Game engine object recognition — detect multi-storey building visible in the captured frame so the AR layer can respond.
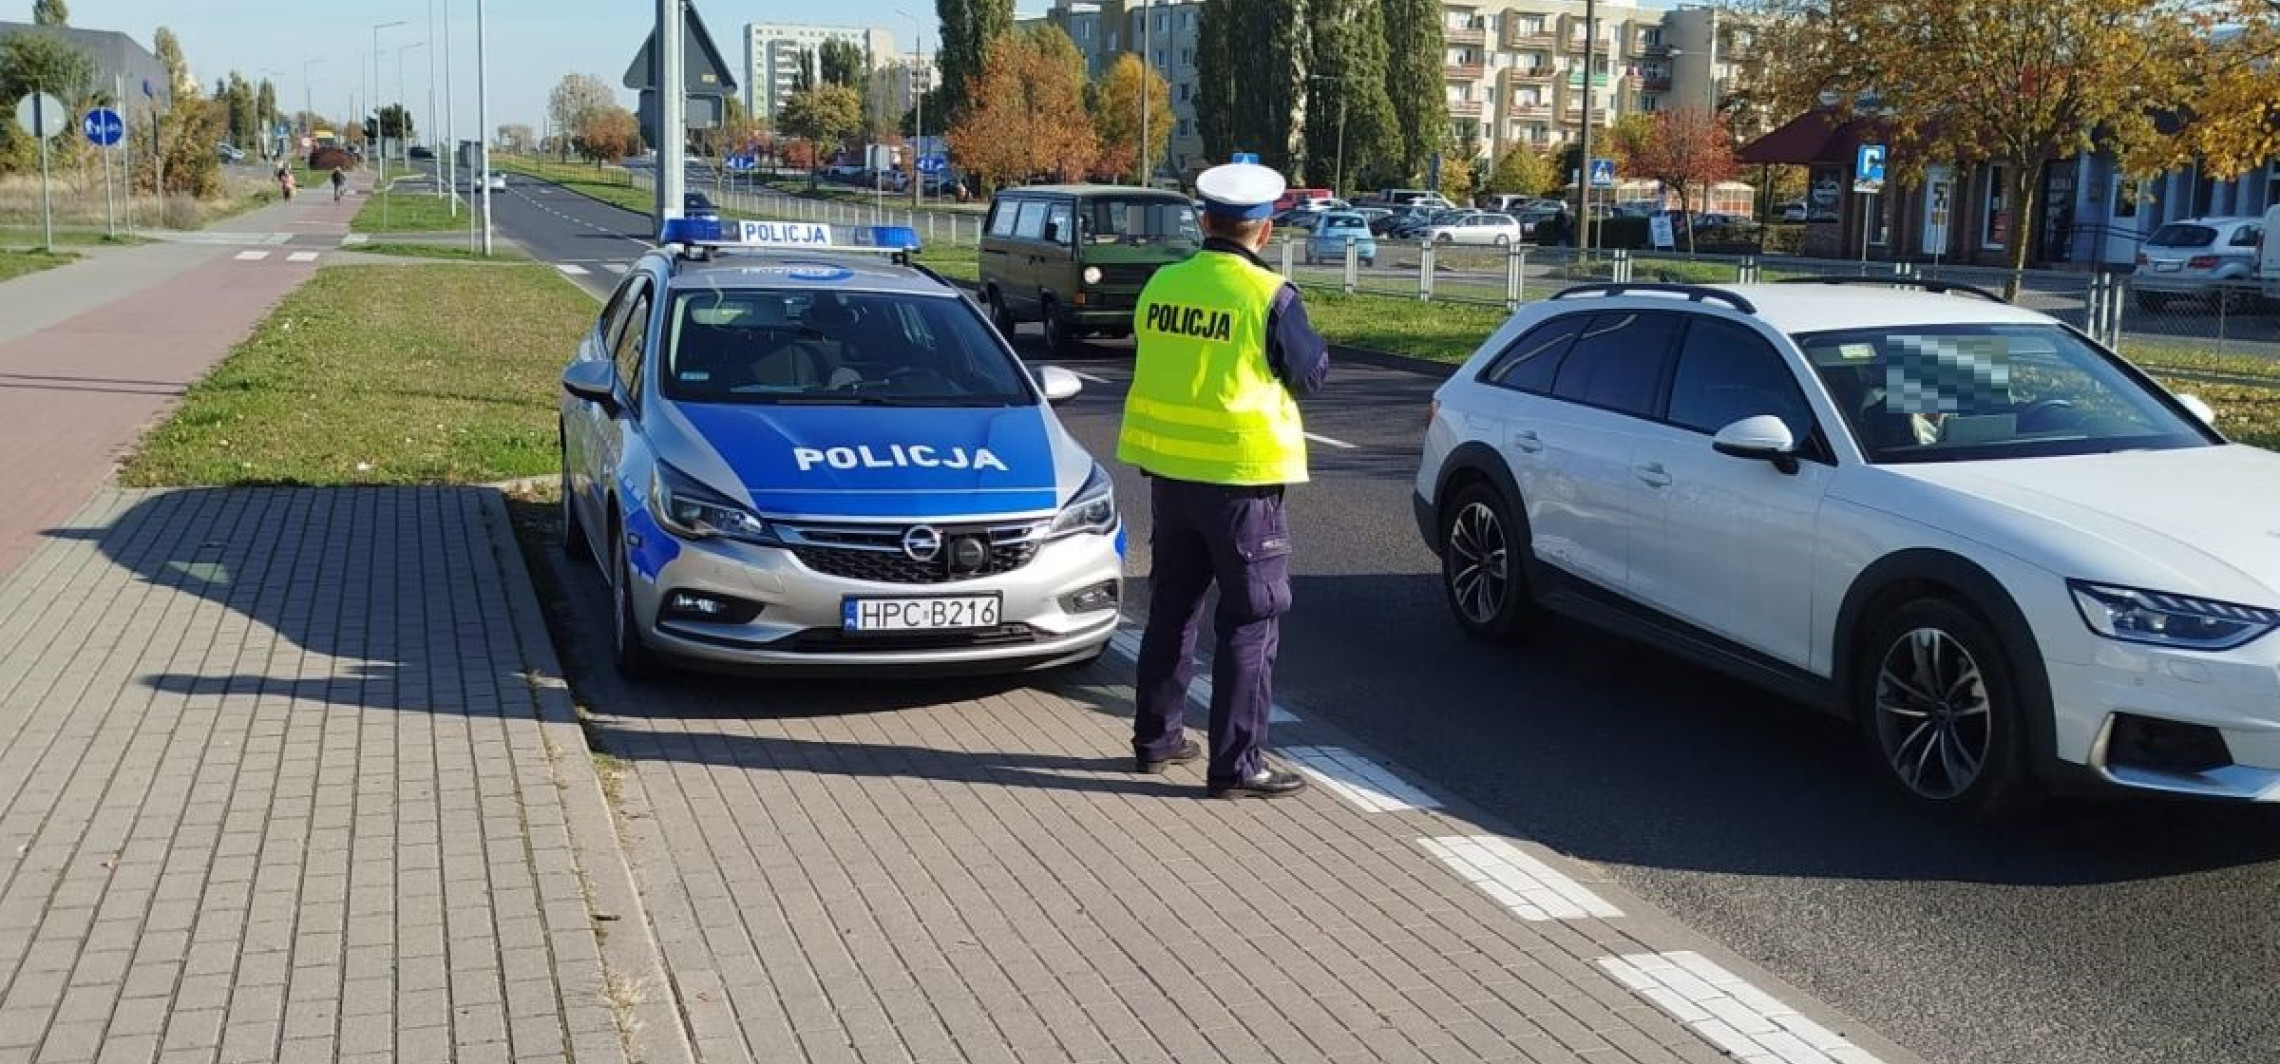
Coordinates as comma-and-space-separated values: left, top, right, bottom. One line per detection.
745, 23, 895, 121
868, 55, 937, 131
1028, 0, 1207, 181
1440, 0, 1677, 162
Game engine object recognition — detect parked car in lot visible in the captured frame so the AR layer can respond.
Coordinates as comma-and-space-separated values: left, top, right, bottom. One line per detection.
977, 184, 1203, 354
558, 219, 1122, 677
1305, 212, 1377, 266
1423, 211, 1526, 246
2130, 215, 2263, 310
1415, 278, 2276, 820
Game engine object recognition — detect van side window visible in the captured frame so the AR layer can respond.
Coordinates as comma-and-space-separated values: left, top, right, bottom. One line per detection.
988, 200, 1022, 237
1045, 201, 1074, 245
1013, 200, 1049, 240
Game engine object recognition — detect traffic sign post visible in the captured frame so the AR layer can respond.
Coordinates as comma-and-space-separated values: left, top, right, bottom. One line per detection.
1855, 143, 1886, 266
14, 92, 65, 252
84, 107, 125, 237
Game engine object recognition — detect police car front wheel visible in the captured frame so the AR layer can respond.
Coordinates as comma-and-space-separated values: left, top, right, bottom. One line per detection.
611, 515, 667, 680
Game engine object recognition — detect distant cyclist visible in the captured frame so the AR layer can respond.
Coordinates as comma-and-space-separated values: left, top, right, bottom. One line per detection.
330, 168, 346, 203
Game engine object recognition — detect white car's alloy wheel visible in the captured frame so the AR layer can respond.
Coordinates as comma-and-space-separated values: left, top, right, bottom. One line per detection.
1872, 626, 1994, 801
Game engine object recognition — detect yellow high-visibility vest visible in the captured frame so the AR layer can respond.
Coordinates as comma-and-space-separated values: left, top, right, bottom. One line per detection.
1116, 251, 1308, 486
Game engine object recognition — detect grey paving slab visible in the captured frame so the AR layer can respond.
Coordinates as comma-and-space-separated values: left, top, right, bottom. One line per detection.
0, 487, 665, 1064
524, 531, 1921, 1064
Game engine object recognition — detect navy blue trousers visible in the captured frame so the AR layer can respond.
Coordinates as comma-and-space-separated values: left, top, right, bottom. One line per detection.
1132, 477, 1294, 784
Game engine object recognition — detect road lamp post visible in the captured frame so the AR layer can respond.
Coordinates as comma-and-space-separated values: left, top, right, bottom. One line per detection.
1309, 74, 1349, 196
476, 0, 492, 255
371, 19, 407, 183
301, 58, 324, 139
428, 0, 443, 199
1138, 0, 1154, 185
397, 42, 425, 175
894, 8, 923, 209
1576, 0, 1597, 255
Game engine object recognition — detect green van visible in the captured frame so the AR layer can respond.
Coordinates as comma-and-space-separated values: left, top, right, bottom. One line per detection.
977, 184, 1203, 353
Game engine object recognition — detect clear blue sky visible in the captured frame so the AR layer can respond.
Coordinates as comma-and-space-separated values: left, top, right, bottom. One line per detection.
56, 1, 1048, 136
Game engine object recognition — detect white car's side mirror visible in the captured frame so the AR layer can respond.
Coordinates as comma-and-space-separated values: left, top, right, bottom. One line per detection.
1712, 415, 1801, 473
1037, 365, 1084, 403
2177, 394, 2218, 427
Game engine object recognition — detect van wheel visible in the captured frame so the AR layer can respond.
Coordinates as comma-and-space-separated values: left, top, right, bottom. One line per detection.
988, 288, 1019, 334
1044, 300, 1077, 355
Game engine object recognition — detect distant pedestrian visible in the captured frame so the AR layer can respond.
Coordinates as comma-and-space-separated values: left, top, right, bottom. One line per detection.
276, 164, 295, 201
1119, 160, 1328, 799
330, 168, 347, 203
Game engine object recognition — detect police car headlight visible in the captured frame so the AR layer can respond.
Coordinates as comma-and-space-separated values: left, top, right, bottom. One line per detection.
651, 463, 780, 545
1082, 266, 1103, 285
1050, 465, 1118, 538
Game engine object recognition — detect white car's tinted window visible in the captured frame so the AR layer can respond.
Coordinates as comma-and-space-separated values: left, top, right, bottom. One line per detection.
1481, 315, 1586, 394
1550, 312, 1685, 418
2146, 223, 2217, 248
1796, 324, 2213, 463
660, 289, 1031, 407
1666, 319, 1815, 442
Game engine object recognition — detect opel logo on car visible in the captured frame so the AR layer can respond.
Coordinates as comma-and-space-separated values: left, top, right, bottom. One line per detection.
902, 525, 943, 561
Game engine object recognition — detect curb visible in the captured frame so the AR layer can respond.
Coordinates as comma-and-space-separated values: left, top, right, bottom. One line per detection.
478, 488, 697, 1064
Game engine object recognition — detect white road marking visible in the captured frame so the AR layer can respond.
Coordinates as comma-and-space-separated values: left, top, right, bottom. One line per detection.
1106, 625, 1299, 723
1069, 369, 1114, 384
1280, 746, 1441, 813
339, 234, 369, 246
556, 264, 590, 276
1420, 835, 1622, 920
1600, 952, 1887, 1064
603, 263, 630, 274
232, 250, 269, 261
286, 251, 319, 263
1305, 432, 1358, 450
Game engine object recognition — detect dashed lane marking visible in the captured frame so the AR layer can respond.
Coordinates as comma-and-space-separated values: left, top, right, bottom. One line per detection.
556, 264, 590, 276
1305, 432, 1359, 450
603, 263, 630, 274
1600, 952, 1888, 1064
340, 234, 370, 246
232, 250, 269, 261
286, 251, 319, 263
1280, 746, 1442, 813
1419, 835, 1622, 920
1106, 625, 1300, 723
1069, 370, 1114, 384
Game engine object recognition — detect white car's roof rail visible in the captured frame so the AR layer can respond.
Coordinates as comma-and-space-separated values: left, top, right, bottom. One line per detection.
1550, 282, 1758, 315
1776, 276, 2008, 304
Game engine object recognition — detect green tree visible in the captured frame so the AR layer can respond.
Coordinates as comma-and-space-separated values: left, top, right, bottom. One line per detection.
1195, 0, 1235, 160
900, 85, 947, 137
1214, 0, 1304, 174
0, 29, 96, 174
224, 72, 255, 147
779, 82, 865, 189
1485, 147, 1558, 196
1382, 0, 1449, 182
818, 39, 865, 88
1091, 53, 1171, 182
1302, 0, 1400, 191
935, 0, 1015, 123
153, 26, 189, 97
31, 0, 66, 25
255, 78, 277, 148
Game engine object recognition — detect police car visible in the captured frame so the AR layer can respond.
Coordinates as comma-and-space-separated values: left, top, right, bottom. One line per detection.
557, 219, 1124, 676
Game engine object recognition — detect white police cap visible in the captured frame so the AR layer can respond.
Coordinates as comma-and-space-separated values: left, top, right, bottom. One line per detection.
1195, 162, 1286, 220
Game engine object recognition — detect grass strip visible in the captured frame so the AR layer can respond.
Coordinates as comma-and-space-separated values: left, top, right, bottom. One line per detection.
121, 262, 593, 486
353, 240, 527, 261
351, 183, 469, 233
0, 248, 76, 282
0, 227, 144, 247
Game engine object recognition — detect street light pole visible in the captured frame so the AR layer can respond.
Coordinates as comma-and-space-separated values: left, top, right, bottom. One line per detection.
429, 0, 442, 199
371, 19, 407, 184
895, 8, 923, 209
301, 58, 324, 138
1576, 0, 1596, 255
1139, 0, 1152, 185
397, 42, 425, 176
477, 0, 493, 254
444, 0, 457, 217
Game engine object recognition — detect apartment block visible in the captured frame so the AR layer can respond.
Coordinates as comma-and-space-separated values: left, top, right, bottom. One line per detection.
746, 22, 896, 121
1443, 0, 1685, 162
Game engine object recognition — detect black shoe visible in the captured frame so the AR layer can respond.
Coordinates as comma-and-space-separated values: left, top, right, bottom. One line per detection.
1135, 739, 1202, 774
1206, 768, 1308, 799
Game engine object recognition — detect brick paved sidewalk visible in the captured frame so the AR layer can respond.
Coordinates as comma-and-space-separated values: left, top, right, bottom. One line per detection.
0, 487, 684, 1064
526, 544, 1926, 1064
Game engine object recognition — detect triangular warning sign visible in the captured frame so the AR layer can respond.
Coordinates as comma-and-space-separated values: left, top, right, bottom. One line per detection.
624, 3, 739, 94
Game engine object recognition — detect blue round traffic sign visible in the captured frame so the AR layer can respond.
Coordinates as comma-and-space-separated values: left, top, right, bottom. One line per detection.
82, 107, 124, 147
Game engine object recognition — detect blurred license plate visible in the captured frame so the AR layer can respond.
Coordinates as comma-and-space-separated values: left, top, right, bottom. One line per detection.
843, 595, 1001, 632
2152, 261, 2182, 272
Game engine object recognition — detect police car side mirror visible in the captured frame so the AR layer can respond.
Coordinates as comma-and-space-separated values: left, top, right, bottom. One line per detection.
561, 360, 621, 413
1036, 365, 1083, 403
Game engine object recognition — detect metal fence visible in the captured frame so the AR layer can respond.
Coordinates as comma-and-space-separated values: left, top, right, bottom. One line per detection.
636, 170, 2280, 366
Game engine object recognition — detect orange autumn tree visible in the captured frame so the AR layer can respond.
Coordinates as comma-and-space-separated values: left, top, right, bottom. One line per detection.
1628, 107, 1739, 252
949, 25, 1097, 190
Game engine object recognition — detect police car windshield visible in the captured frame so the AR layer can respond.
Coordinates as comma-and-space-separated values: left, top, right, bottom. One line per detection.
1079, 198, 1201, 245
661, 287, 1033, 406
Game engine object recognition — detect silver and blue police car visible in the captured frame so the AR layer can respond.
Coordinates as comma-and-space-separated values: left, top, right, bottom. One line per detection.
557, 219, 1124, 676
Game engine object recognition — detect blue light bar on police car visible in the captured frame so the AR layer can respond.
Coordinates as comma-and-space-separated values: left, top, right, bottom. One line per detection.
657, 218, 922, 254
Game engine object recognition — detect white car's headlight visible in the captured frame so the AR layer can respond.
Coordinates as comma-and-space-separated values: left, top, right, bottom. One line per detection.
2068, 581, 2280, 652
1050, 465, 1117, 538
651, 463, 780, 545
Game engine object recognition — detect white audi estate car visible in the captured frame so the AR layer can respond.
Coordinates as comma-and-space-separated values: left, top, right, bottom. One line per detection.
1413, 279, 2280, 819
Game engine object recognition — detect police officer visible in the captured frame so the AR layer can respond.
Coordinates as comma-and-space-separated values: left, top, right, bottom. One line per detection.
1119, 161, 1329, 799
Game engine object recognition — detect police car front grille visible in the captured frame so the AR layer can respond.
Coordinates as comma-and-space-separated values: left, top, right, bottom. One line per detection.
776, 623, 1045, 653
781, 521, 1048, 585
